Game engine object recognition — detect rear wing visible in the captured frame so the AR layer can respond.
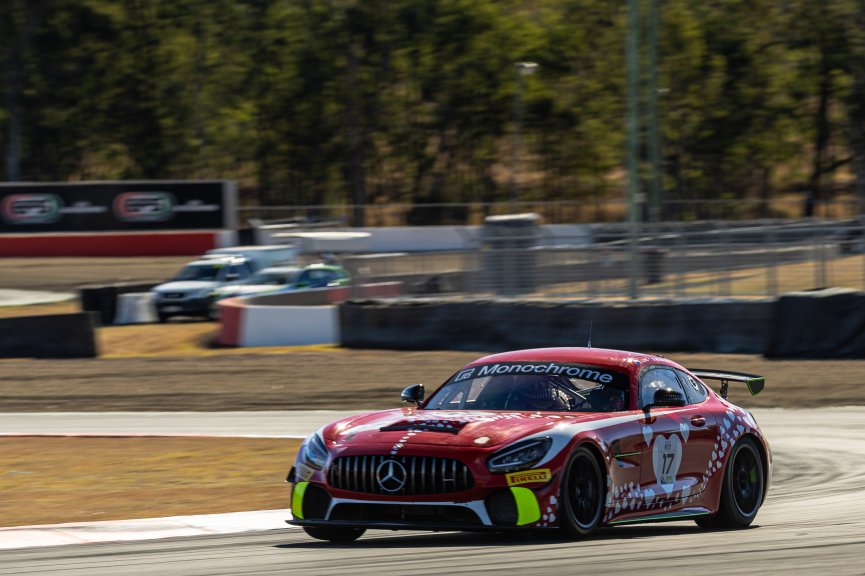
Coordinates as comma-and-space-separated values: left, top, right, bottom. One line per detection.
688, 369, 765, 399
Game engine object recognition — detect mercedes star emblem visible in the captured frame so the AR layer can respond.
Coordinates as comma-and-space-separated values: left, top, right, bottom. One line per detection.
376, 459, 407, 493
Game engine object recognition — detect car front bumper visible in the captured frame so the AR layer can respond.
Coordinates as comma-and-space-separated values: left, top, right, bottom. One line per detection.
154, 297, 211, 317
288, 479, 560, 532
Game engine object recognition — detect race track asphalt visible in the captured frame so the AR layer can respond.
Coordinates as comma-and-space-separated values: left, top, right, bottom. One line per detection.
1, 407, 863, 576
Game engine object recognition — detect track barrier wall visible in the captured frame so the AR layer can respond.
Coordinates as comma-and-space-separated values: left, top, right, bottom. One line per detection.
338, 290, 865, 357
0, 230, 235, 257
339, 299, 775, 353
766, 288, 865, 358
0, 313, 98, 358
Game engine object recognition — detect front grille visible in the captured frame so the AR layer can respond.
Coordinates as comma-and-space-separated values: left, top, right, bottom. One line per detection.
329, 503, 481, 526
327, 455, 473, 495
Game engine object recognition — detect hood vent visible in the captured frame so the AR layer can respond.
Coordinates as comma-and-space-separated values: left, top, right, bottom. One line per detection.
379, 420, 469, 434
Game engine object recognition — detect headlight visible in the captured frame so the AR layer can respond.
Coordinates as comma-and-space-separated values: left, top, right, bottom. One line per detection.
487, 437, 552, 473
303, 432, 329, 469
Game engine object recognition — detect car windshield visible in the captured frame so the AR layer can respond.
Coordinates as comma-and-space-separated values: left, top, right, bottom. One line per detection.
173, 263, 223, 281
244, 270, 299, 285
425, 361, 630, 413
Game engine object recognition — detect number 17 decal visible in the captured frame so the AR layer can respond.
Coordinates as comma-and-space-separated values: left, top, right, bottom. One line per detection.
652, 434, 683, 495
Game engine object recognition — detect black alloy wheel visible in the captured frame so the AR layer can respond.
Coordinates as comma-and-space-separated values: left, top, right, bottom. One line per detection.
696, 436, 764, 529
560, 446, 604, 537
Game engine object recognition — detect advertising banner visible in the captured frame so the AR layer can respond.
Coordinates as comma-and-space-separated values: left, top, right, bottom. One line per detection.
0, 181, 236, 232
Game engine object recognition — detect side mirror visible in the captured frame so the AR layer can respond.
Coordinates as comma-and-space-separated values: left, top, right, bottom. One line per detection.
401, 383, 425, 406
648, 388, 687, 408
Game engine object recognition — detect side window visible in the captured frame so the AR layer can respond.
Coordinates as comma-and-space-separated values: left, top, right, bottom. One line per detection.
236, 263, 252, 279
322, 270, 339, 284
308, 270, 330, 287
640, 367, 688, 408
676, 370, 708, 404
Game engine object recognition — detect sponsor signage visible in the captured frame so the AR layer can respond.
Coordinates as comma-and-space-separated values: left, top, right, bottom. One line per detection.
506, 468, 552, 486
0, 181, 235, 232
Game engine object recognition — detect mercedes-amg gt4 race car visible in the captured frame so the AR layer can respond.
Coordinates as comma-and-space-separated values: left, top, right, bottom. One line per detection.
287, 347, 770, 542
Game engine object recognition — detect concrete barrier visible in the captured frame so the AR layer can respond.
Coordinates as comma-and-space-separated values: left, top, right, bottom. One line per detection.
216, 297, 337, 347
244, 305, 338, 347
113, 293, 157, 324
80, 282, 161, 325
339, 299, 776, 354
215, 282, 403, 347
0, 313, 98, 358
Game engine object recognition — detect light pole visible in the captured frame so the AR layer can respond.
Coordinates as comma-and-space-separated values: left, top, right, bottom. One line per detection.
626, 0, 641, 299
510, 61, 538, 209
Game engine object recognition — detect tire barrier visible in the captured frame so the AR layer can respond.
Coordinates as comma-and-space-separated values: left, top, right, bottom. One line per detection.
339, 298, 776, 354
0, 313, 97, 358
80, 282, 161, 326
766, 288, 865, 358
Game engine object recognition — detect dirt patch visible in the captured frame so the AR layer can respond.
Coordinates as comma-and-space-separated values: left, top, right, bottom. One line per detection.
0, 257, 189, 293
0, 301, 77, 318
1, 349, 863, 412
0, 437, 299, 527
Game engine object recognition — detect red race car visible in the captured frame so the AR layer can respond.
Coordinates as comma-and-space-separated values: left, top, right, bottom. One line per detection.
287, 347, 770, 542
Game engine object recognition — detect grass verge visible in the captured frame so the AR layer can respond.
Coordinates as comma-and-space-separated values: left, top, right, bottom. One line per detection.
0, 437, 300, 527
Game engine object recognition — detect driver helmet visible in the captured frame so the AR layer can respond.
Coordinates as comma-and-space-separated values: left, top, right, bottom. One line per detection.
516, 378, 570, 411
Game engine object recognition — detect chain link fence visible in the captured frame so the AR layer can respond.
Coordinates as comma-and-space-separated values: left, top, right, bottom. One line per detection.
239, 197, 865, 227
341, 217, 865, 300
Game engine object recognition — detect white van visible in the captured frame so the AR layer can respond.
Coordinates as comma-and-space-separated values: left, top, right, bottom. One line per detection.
205, 244, 299, 270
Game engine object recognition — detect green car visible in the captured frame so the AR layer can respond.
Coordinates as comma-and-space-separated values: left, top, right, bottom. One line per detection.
210, 263, 351, 306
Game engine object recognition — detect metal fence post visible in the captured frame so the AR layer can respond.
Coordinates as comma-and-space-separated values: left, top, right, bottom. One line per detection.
766, 222, 778, 297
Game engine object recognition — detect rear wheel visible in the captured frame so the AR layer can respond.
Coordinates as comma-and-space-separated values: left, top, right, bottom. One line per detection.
560, 446, 604, 538
302, 526, 365, 543
697, 436, 764, 529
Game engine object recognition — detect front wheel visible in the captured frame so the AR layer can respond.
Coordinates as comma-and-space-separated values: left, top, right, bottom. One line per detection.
207, 300, 220, 321
559, 446, 604, 538
302, 526, 365, 543
697, 436, 765, 529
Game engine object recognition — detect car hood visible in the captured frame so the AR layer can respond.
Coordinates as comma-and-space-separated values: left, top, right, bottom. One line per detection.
215, 285, 276, 297
153, 280, 218, 293
323, 408, 614, 449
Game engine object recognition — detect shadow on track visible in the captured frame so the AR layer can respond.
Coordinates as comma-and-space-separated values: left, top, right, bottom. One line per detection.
273, 522, 754, 550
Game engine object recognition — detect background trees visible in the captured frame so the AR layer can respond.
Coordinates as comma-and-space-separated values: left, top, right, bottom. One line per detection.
1, 0, 864, 221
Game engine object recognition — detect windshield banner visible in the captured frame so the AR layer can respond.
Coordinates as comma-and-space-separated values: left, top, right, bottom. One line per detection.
453, 362, 628, 387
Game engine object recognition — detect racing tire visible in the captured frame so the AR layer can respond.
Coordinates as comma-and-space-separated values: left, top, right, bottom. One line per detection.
696, 436, 764, 529
559, 446, 604, 538
302, 526, 365, 543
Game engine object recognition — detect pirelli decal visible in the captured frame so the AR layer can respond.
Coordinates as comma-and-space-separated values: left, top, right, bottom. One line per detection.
506, 468, 552, 486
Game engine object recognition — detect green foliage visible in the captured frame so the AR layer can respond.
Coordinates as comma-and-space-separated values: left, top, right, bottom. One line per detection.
1, 0, 864, 217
